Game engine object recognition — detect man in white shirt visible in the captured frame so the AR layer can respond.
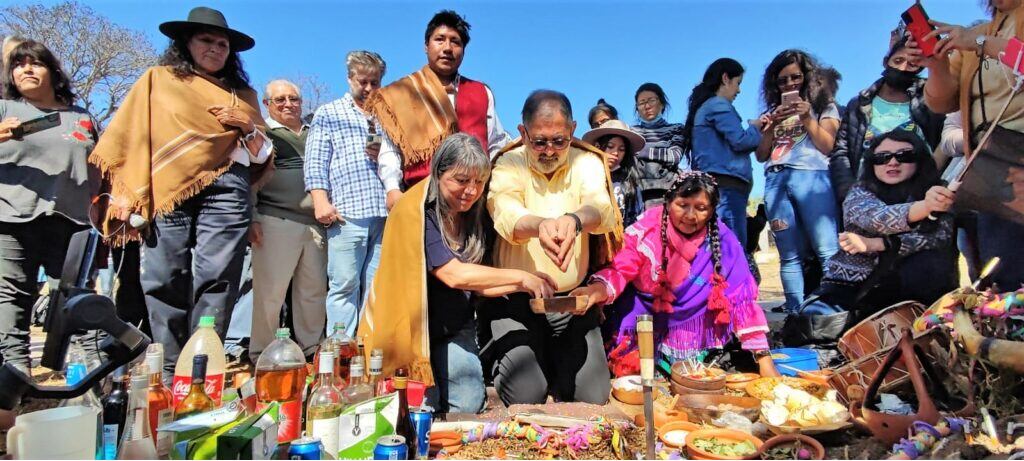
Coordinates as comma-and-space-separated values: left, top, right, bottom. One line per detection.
370, 10, 511, 209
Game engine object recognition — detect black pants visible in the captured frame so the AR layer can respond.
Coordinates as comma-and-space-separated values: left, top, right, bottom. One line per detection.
478, 293, 610, 406
0, 215, 85, 368
143, 164, 251, 374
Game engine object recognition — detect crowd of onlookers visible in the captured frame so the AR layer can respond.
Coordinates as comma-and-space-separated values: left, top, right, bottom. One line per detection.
1, 1, 1022, 412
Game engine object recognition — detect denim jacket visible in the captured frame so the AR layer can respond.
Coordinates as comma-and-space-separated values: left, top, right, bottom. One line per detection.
690, 96, 761, 184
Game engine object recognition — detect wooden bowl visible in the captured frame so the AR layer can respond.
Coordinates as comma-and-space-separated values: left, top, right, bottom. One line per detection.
671, 363, 727, 390
685, 428, 763, 460
658, 421, 702, 448
611, 375, 644, 405
674, 394, 762, 423
726, 373, 760, 391
757, 433, 825, 460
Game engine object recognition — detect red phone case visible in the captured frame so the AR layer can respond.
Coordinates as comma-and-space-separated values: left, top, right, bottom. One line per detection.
1002, 37, 1024, 75
902, 3, 938, 58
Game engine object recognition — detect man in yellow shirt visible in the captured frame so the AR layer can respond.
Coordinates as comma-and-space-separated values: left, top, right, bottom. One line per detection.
481, 90, 622, 405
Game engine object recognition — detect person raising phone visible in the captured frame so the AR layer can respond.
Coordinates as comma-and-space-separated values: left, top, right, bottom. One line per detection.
755, 49, 842, 313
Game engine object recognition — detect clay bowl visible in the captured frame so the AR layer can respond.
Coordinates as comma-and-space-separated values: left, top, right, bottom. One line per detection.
674, 394, 762, 423
685, 428, 763, 460
726, 373, 760, 391
671, 363, 727, 391
634, 406, 690, 430
611, 375, 644, 405
671, 380, 726, 397
658, 421, 702, 449
757, 434, 825, 460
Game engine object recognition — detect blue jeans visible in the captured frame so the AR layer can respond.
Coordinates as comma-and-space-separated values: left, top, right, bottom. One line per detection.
977, 212, 1024, 290
765, 168, 840, 311
424, 322, 486, 413
326, 216, 385, 338
718, 185, 750, 250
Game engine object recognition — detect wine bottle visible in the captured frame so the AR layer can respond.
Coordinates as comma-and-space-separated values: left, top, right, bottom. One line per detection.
393, 368, 416, 457
173, 354, 215, 420
306, 351, 342, 457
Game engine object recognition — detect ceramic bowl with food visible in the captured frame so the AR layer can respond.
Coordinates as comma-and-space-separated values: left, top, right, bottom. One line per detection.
675, 394, 762, 423
658, 421, 702, 449
611, 375, 644, 405
671, 364, 727, 391
725, 373, 760, 391
685, 428, 763, 460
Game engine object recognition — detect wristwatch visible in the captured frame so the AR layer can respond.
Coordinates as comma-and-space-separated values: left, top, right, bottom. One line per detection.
242, 125, 259, 142
976, 34, 988, 58
752, 349, 773, 361
564, 212, 583, 235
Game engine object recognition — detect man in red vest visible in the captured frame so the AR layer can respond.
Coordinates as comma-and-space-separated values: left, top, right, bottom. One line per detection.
370, 10, 512, 210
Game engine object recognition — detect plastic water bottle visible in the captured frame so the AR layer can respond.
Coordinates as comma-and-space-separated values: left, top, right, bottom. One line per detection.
60, 348, 103, 459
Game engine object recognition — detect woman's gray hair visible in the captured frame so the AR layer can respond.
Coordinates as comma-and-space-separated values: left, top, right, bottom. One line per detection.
346, 50, 386, 78
426, 133, 491, 264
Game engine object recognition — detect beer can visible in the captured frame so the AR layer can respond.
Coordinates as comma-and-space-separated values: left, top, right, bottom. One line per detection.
373, 435, 408, 460
288, 433, 323, 460
409, 407, 432, 459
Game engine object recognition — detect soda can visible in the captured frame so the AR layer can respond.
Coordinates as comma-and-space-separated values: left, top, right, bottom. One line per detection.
288, 433, 323, 460
374, 435, 408, 460
409, 407, 432, 459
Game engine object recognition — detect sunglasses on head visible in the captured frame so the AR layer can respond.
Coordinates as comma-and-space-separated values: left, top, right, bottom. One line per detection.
868, 148, 916, 165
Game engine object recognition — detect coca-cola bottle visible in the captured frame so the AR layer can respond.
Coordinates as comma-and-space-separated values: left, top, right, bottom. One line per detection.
171, 316, 226, 406
256, 328, 306, 443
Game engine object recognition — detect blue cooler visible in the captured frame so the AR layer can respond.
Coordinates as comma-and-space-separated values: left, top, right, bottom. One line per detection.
771, 348, 819, 376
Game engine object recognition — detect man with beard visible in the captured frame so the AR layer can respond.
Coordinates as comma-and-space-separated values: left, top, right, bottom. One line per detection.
371, 10, 512, 210
480, 90, 622, 405
305, 51, 389, 338
829, 36, 946, 205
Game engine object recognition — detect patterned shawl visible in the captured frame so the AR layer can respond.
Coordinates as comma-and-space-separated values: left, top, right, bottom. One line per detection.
367, 65, 456, 167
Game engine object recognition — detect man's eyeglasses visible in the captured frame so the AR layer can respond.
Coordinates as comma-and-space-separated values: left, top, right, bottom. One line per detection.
777, 73, 804, 84
524, 129, 570, 151
868, 148, 916, 165
269, 96, 302, 106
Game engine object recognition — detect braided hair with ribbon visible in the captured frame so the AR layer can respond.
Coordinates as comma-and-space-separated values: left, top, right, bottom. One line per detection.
656, 171, 732, 325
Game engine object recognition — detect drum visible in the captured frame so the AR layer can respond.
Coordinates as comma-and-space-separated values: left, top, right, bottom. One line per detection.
838, 301, 926, 360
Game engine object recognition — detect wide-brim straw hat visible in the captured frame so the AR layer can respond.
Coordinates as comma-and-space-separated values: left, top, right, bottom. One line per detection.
159, 6, 255, 52
582, 119, 646, 153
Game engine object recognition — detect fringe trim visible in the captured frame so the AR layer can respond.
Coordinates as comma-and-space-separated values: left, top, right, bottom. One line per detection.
411, 358, 435, 388
368, 91, 452, 166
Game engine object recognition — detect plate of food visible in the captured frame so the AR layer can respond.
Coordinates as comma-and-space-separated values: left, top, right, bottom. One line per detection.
671, 364, 727, 390
759, 383, 851, 435
745, 377, 829, 401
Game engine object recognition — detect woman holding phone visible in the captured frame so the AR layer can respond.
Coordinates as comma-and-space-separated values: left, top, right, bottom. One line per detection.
0, 40, 98, 370
756, 50, 842, 313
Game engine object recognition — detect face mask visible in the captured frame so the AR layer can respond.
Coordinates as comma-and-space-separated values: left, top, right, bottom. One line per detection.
881, 66, 919, 92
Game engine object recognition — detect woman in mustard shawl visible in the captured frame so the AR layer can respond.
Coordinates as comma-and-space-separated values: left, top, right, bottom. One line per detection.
359, 133, 555, 413
90, 7, 271, 375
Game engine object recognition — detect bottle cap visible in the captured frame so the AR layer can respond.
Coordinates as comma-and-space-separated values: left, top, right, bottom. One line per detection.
370, 348, 383, 358
275, 328, 290, 338
145, 350, 163, 376
319, 352, 335, 374
198, 316, 215, 328
350, 363, 364, 377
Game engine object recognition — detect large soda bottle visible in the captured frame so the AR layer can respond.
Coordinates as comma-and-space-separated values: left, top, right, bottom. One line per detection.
171, 316, 227, 406
256, 328, 306, 443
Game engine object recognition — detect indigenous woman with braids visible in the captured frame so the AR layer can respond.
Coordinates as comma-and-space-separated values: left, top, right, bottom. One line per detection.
571, 172, 779, 377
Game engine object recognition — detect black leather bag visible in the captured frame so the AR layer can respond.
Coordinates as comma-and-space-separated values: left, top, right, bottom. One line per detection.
780, 295, 852, 347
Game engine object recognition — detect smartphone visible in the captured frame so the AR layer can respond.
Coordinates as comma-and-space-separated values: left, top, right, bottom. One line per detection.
781, 91, 801, 107
902, 2, 938, 58
11, 112, 60, 138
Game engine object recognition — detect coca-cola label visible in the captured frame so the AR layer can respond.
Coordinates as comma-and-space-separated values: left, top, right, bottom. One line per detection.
258, 399, 301, 443
171, 373, 224, 407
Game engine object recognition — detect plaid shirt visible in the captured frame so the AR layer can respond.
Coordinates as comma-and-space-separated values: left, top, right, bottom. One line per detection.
304, 93, 388, 219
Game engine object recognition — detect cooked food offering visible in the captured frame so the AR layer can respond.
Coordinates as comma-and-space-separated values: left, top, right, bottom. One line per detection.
705, 403, 747, 413
685, 367, 726, 381
726, 373, 759, 383
662, 429, 690, 447
759, 383, 849, 428
745, 377, 829, 401
692, 437, 758, 458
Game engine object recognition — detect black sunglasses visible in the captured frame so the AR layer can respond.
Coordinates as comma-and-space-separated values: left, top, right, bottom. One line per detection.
868, 149, 916, 165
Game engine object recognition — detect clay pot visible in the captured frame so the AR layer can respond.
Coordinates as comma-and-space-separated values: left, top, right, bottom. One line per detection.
633, 406, 690, 429
671, 380, 726, 396
685, 428, 763, 460
757, 434, 825, 460
658, 421, 702, 448
849, 328, 975, 445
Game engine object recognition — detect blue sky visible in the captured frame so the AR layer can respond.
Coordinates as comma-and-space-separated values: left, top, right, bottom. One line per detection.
45, 0, 986, 197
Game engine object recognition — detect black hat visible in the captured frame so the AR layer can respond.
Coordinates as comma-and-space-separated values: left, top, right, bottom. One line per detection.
159, 6, 255, 52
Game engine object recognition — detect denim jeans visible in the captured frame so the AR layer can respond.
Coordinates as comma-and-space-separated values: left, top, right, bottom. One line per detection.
718, 185, 750, 250
424, 321, 485, 413
325, 216, 385, 338
976, 212, 1024, 290
765, 168, 840, 311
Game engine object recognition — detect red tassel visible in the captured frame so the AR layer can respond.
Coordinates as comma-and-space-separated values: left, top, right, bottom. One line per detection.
651, 283, 676, 314
611, 350, 640, 377
708, 273, 732, 325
